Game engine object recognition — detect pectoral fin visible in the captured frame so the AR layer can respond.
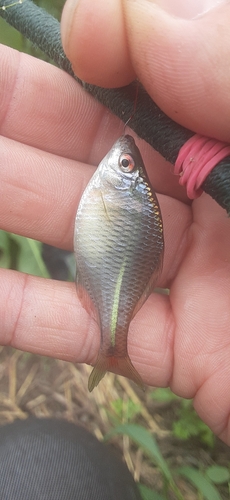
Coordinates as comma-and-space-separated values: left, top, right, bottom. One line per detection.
88, 352, 144, 392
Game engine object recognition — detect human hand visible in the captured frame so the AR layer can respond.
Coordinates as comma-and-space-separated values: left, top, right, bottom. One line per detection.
0, 0, 229, 444
0, 41, 184, 387
60, 0, 230, 443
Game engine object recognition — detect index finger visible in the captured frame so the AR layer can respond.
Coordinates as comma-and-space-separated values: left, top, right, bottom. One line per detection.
0, 43, 186, 200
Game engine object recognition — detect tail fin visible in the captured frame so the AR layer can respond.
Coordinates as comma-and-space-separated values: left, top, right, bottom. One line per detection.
88, 353, 144, 392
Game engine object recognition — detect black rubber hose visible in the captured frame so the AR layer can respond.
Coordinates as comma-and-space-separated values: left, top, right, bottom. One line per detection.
1, 0, 230, 213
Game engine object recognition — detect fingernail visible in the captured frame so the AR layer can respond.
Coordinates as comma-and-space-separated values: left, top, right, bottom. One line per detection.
61, 0, 80, 47
152, 0, 226, 19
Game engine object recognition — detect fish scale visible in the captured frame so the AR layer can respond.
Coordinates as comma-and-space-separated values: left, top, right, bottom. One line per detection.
74, 135, 164, 391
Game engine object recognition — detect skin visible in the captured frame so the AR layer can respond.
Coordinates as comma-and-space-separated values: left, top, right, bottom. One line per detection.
0, 0, 230, 443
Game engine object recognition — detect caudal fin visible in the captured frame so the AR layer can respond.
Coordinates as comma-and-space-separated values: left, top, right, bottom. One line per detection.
88, 353, 144, 392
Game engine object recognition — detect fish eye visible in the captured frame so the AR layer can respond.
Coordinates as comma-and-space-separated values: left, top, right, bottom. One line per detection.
119, 153, 135, 173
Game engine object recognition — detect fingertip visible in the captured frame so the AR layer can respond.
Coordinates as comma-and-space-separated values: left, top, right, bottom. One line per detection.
61, 0, 136, 87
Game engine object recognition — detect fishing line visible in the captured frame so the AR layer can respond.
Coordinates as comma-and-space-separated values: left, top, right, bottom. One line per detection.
123, 81, 139, 135
0, 0, 23, 10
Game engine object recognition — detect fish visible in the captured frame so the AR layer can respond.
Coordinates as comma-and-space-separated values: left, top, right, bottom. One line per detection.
74, 135, 164, 391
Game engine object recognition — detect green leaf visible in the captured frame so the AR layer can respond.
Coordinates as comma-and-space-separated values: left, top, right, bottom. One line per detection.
206, 465, 230, 484
105, 424, 172, 482
180, 398, 193, 409
0, 230, 11, 268
172, 404, 215, 447
139, 484, 166, 500
65, 252, 76, 281
173, 420, 197, 440
111, 398, 141, 422
177, 466, 222, 500
111, 399, 123, 419
150, 388, 179, 403
10, 234, 49, 278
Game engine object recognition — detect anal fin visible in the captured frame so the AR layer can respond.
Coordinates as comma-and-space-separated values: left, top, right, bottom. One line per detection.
88, 352, 144, 392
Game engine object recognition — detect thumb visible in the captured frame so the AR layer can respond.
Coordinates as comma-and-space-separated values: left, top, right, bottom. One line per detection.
123, 0, 230, 141
61, 0, 135, 87
61, 0, 230, 141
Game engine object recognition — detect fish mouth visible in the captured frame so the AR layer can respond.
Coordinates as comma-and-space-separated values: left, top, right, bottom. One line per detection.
118, 134, 135, 144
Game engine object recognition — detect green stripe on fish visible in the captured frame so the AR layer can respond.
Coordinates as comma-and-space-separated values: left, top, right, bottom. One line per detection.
110, 257, 127, 346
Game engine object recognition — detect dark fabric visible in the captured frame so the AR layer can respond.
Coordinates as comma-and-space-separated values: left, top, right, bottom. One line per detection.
0, 417, 141, 500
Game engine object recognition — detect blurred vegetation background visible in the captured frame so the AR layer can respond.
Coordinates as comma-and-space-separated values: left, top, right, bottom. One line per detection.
0, 2, 230, 499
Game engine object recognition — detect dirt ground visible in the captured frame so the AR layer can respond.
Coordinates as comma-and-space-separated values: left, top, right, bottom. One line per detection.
0, 346, 229, 499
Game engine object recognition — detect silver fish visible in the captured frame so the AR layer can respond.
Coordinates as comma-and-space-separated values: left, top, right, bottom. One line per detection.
74, 135, 164, 391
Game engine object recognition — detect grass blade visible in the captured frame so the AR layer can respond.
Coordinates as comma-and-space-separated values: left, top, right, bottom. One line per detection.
10, 234, 49, 277
177, 466, 222, 500
105, 423, 172, 481
139, 484, 167, 500
205, 465, 230, 484
0, 230, 11, 268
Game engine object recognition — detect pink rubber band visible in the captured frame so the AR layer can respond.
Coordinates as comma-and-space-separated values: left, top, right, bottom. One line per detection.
174, 134, 230, 199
